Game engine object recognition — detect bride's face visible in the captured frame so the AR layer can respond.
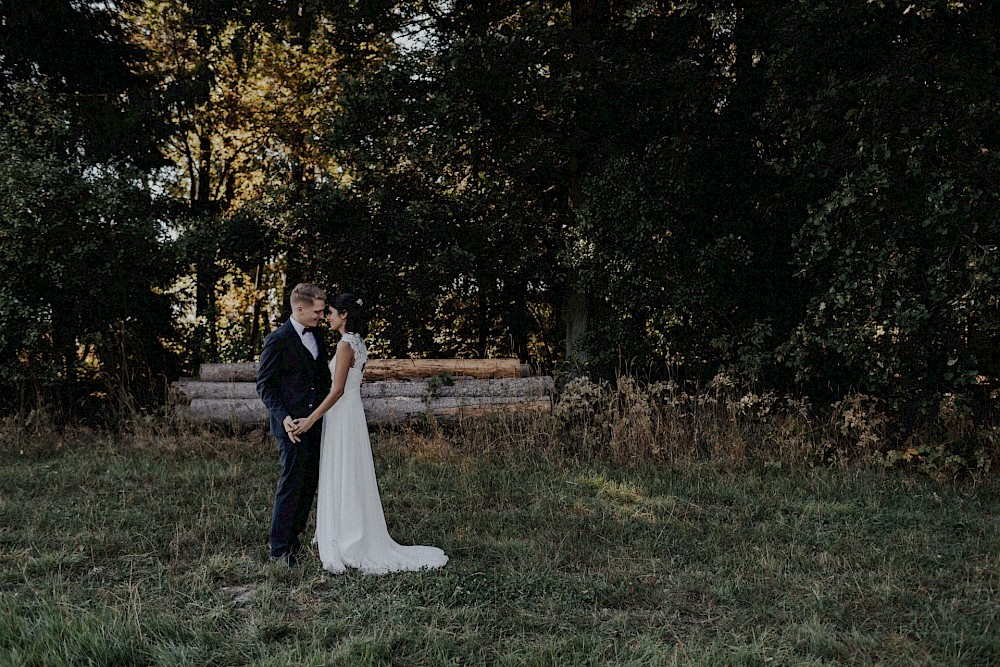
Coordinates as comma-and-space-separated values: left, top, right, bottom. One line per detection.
326, 307, 347, 329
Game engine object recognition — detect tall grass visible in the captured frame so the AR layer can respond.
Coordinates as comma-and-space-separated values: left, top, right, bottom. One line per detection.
4, 367, 996, 476
539, 374, 999, 476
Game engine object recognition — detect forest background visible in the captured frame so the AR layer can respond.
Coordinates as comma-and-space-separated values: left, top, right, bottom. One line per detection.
0, 0, 997, 467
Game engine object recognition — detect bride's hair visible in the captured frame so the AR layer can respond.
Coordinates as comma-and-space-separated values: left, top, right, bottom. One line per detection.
328, 293, 368, 338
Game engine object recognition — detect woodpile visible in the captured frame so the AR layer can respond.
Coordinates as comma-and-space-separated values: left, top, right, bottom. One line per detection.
171, 359, 552, 425
197, 358, 531, 382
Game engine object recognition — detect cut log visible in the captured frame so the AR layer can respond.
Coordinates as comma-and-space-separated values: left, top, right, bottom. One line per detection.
197, 358, 529, 382
364, 396, 551, 422
364, 358, 529, 380
363, 376, 553, 398
198, 363, 257, 382
178, 398, 266, 424
174, 395, 551, 425
172, 376, 554, 401
171, 380, 257, 400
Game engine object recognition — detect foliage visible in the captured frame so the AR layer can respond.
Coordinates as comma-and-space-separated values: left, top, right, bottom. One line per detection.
315, 10, 571, 362
126, 0, 405, 362
564, 1, 999, 432
773, 1, 1000, 424
549, 371, 999, 475
0, 0, 168, 168
2, 0, 998, 439
0, 84, 177, 413
423, 372, 455, 401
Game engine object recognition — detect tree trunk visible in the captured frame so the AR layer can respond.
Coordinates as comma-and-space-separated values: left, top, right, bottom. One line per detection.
477, 279, 489, 357
562, 0, 607, 374
279, 5, 317, 320
193, 131, 218, 364
249, 257, 265, 348
564, 271, 589, 372
281, 161, 308, 321
508, 279, 530, 362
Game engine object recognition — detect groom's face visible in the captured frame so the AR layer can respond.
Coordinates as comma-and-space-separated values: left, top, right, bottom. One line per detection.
297, 299, 326, 327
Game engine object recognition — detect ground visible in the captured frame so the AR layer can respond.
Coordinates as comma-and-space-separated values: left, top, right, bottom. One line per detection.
1, 429, 997, 666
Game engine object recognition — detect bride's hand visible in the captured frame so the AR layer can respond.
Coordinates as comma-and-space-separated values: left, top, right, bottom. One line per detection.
291, 417, 314, 436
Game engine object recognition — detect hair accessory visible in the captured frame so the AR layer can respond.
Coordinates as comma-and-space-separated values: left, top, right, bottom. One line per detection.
356, 298, 363, 306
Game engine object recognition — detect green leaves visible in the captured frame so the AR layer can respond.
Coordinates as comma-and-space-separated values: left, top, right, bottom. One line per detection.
4, 0, 997, 435
779, 1, 1000, 418
0, 83, 177, 411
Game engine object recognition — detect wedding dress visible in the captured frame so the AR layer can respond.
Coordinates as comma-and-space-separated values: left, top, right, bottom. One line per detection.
314, 332, 448, 575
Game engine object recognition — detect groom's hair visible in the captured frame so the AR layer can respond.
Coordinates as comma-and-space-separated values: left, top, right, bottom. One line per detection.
289, 283, 326, 307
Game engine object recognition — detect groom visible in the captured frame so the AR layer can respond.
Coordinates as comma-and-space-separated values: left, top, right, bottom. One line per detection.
256, 283, 332, 568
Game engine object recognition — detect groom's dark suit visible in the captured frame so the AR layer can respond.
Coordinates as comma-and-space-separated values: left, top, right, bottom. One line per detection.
257, 319, 332, 560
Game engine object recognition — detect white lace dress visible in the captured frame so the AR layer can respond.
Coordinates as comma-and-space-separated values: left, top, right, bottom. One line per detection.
314, 332, 448, 575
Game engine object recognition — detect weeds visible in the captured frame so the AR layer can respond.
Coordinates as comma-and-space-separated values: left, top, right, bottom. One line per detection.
548, 373, 999, 477
4, 369, 997, 484
4, 368, 996, 478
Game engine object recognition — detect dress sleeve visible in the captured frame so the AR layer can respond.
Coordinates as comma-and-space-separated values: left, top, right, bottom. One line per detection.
343, 333, 368, 368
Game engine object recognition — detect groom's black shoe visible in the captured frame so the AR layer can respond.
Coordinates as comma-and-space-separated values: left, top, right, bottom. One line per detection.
270, 552, 298, 569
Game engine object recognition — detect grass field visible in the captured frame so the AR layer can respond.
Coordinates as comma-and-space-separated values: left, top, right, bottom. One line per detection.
1, 424, 998, 666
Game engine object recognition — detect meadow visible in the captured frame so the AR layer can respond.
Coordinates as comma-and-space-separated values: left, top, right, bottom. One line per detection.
0, 417, 998, 666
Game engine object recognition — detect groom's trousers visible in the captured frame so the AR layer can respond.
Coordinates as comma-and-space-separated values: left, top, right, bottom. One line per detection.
270, 430, 322, 558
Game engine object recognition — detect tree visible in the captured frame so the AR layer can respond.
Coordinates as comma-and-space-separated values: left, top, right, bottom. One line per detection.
1, 0, 177, 413
572, 0, 999, 428
0, 0, 168, 168
317, 2, 586, 364
0, 84, 177, 412
129, 0, 402, 366
770, 1, 1000, 423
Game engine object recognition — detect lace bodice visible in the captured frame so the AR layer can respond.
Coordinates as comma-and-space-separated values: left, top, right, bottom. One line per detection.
340, 331, 368, 371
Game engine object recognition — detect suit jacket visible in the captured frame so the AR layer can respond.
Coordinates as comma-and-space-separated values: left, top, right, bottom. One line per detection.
256, 320, 333, 437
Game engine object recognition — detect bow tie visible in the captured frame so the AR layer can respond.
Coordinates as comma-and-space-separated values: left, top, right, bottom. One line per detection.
301, 327, 316, 334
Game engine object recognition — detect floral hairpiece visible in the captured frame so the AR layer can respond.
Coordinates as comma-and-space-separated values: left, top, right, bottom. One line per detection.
356, 298, 363, 306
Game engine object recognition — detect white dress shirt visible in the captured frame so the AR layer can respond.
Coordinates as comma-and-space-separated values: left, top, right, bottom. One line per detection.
290, 316, 319, 360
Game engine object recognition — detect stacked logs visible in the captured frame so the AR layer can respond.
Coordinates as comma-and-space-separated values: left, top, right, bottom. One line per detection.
171, 359, 553, 425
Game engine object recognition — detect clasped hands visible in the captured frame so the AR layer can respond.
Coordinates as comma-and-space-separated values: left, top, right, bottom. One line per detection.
282, 415, 317, 443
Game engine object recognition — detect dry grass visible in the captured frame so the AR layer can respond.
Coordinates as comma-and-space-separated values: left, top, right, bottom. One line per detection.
542, 374, 999, 477
1, 371, 996, 477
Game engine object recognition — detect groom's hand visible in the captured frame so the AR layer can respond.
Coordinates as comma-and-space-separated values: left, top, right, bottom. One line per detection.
283, 416, 301, 443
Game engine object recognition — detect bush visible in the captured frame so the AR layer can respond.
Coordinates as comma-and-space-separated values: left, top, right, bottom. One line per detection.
0, 83, 178, 417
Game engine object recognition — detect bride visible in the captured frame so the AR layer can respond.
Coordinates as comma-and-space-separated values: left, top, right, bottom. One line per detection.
291, 293, 448, 575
